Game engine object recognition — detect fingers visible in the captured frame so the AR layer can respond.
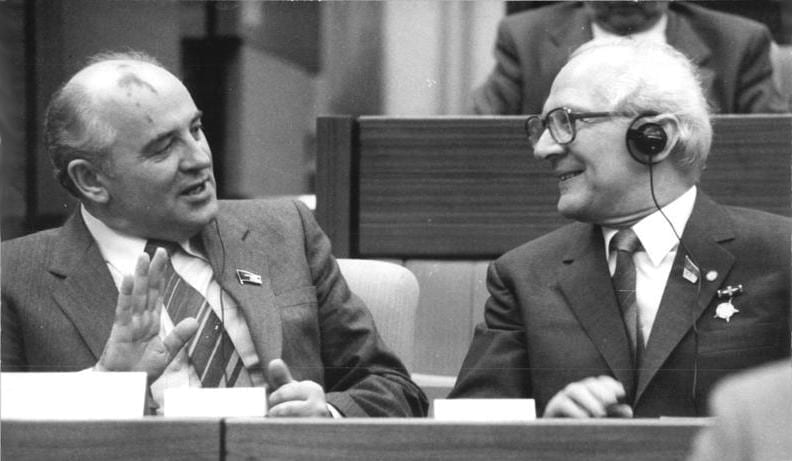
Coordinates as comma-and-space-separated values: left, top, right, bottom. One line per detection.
606, 403, 634, 418
162, 318, 199, 358
267, 358, 295, 390
115, 275, 135, 324
544, 376, 630, 418
131, 253, 151, 315
146, 248, 168, 314
268, 380, 329, 417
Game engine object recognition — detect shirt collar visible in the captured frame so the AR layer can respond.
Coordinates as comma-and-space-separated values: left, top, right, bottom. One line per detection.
603, 186, 697, 266
591, 13, 668, 44
81, 205, 201, 275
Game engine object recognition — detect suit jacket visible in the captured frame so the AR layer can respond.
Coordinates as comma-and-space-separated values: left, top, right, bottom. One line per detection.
1, 198, 428, 417
450, 193, 790, 417
473, 2, 788, 115
687, 360, 792, 461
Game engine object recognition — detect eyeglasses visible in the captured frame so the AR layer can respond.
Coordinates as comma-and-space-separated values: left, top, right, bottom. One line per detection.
525, 107, 623, 146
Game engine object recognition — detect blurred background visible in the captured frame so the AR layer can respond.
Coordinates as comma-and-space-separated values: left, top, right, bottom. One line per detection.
1, 0, 790, 240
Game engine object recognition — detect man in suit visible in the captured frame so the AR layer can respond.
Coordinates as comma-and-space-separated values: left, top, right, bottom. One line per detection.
1, 52, 427, 417
451, 40, 790, 417
686, 359, 792, 461
473, 1, 788, 115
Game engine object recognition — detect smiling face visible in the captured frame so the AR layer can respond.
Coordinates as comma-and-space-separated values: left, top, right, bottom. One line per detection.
532, 56, 655, 225
84, 62, 218, 241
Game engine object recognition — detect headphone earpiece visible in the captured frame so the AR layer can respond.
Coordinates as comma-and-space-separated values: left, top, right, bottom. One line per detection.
626, 117, 667, 165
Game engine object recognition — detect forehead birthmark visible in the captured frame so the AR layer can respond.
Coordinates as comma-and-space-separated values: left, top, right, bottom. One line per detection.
113, 64, 158, 124
115, 64, 159, 96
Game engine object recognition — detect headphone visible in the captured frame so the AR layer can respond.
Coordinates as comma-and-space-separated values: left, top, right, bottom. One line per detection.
625, 113, 668, 165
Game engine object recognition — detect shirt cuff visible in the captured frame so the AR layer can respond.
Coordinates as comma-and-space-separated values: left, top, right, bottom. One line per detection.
327, 403, 343, 418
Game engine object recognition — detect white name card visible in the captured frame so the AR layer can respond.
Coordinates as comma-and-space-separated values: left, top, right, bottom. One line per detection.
433, 398, 536, 421
0, 372, 146, 420
164, 387, 268, 417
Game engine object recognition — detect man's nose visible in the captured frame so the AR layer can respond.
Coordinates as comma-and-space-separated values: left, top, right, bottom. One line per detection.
532, 129, 565, 161
180, 135, 212, 170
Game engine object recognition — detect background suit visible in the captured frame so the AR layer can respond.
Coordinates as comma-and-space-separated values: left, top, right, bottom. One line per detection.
450, 193, 790, 417
473, 2, 787, 115
1, 198, 428, 417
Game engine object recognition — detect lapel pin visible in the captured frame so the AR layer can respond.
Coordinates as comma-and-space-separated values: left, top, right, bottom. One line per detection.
705, 270, 718, 282
714, 284, 743, 322
236, 269, 263, 286
683, 255, 699, 284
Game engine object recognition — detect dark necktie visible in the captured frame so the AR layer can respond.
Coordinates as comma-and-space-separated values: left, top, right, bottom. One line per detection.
609, 229, 645, 376
145, 240, 250, 387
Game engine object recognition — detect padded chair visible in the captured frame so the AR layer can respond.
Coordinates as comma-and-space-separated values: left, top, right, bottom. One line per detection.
336, 258, 420, 371
337, 258, 456, 404
771, 43, 792, 110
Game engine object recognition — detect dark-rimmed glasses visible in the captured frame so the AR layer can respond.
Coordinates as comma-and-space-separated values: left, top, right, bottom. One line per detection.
525, 107, 623, 146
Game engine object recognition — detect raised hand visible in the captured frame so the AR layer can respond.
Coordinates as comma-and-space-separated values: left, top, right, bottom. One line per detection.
267, 358, 331, 417
95, 248, 198, 382
543, 375, 633, 418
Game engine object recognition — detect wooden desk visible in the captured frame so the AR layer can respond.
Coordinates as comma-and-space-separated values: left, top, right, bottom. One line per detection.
224, 418, 710, 461
1, 418, 221, 461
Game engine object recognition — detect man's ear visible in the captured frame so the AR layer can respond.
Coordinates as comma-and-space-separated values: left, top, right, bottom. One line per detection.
67, 159, 110, 204
641, 114, 680, 164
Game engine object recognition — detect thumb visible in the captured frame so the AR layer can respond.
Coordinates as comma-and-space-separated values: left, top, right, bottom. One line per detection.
267, 358, 295, 390
162, 317, 199, 358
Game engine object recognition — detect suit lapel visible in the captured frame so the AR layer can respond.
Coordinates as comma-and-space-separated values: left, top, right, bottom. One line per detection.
665, 7, 715, 101
545, 7, 592, 79
665, 7, 711, 66
49, 212, 118, 360
636, 194, 735, 401
201, 215, 282, 369
558, 224, 635, 393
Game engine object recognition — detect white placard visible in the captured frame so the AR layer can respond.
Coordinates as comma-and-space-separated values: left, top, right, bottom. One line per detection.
164, 387, 268, 417
433, 398, 536, 421
0, 372, 146, 420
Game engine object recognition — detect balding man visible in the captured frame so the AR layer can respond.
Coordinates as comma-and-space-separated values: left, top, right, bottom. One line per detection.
1, 52, 427, 417
451, 40, 790, 417
473, 1, 788, 115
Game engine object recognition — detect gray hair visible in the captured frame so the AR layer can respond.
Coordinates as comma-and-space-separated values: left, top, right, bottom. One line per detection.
569, 39, 712, 179
44, 51, 163, 197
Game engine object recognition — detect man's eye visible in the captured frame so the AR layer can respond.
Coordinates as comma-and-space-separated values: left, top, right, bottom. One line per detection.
155, 139, 175, 155
190, 124, 203, 139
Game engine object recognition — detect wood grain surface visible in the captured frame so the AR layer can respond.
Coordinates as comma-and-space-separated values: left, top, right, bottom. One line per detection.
224, 417, 710, 461
1, 418, 221, 461
316, 115, 792, 258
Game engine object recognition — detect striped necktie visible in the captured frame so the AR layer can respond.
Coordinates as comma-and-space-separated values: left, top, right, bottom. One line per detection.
610, 229, 645, 378
145, 240, 250, 387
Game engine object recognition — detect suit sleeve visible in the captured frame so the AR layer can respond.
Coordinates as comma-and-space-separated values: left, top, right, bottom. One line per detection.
449, 260, 532, 399
470, 19, 524, 115
735, 27, 789, 113
294, 202, 428, 417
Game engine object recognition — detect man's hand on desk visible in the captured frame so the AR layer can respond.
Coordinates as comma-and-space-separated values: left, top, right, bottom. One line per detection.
543, 375, 633, 418
95, 250, 198, 382
267, 359, 331, 417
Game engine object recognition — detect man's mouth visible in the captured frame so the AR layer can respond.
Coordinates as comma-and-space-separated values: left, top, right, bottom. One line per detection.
558, 171, 583, 182
182, 179, 209, 196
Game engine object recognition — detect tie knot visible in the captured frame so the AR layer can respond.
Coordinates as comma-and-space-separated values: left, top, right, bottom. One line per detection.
144, 239, 180, 257
610, 228, 642, 254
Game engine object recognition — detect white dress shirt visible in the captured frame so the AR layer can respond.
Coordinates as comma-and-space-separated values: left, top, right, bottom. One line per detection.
602, 186, 697, 345
591, 13, 668, 44
81, 206, 266, 413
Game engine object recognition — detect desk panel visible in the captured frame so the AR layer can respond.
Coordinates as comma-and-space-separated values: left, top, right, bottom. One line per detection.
1, 418, 221, 461
225, 418, 710, 461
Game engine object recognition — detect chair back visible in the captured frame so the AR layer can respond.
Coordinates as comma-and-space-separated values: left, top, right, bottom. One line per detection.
336, 258, 419, 371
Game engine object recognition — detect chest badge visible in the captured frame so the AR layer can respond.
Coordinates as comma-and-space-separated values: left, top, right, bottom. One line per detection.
236, 269, 263, 286
714, 284, 743, 322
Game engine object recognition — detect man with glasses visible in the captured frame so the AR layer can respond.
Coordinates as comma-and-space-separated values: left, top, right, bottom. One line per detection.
451, 40, 790, 418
